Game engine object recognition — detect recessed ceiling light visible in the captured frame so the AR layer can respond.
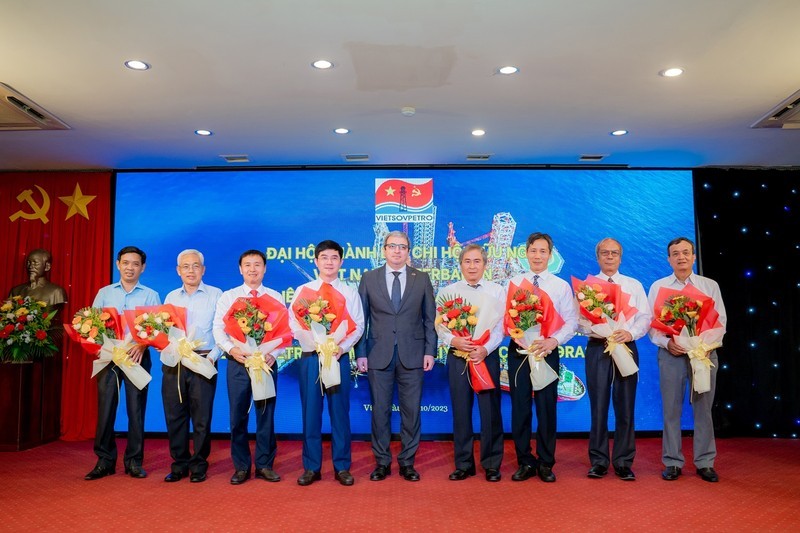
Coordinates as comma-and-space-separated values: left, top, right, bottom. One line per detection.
497, 66, 519, 75
194, 129, 213, 136
472, 129, 486, 137
659, 67, 684, 77
334, 128, 349, 134
312, 59, 333, 69
610, 129, 628, 136
124, 60, 150, 71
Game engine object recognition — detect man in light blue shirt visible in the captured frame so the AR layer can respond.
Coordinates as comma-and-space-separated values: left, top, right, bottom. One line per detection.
85, 246, 160, 481
162, 249, 222, 483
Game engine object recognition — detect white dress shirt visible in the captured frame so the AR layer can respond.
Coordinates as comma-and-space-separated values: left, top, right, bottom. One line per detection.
507, 270, 578, 346
579, 271, 652, 340
213, 283, 286, 356
647, 273, 727, 349
435, 279, 506, 354
384, 265, 407, 298
288, 278, 365, 353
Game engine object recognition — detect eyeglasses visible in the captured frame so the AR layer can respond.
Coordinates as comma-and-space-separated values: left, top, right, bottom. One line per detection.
385, 243, 409, 251
179, 264, 203, 271
599, 250, 621, 257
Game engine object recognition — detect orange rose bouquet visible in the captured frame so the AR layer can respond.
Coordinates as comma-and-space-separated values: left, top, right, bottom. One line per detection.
651, 285, 724, 393
504, 278, 564, 390
435, 287, 500, 392
123, 304, 186, 350
572, 276, 639, 376
292, 284, 356, 389
65, 307, 123, 356
222, 294, 292, 400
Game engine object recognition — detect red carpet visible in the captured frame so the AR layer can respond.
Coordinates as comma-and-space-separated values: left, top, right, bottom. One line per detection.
1, 437, 798, 531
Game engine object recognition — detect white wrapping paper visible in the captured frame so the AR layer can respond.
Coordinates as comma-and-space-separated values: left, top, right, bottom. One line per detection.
673, 326, 724, 394
589, 312, 639, 377
160, 327, 217, 380
232, 337, 282, 400
92, 334, 152, 390
517, 325, 558, 391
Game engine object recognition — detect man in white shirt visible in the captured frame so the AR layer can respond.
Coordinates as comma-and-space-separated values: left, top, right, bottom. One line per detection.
213, 249, 285, 485
507, 232, 577, 483
162, 249, 222, 483
648, 237, 727, 483
436, 244, 505, 482
583, 238, 652, 481
288, 240, 364, 486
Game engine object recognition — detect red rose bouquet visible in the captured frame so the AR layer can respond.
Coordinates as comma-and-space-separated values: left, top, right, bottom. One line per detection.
0, 295, 58, 362
435, 287, 500, 392
651, 284, 725, 393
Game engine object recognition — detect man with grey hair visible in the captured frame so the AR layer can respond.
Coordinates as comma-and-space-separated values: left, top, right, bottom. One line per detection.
162, 249, 222, 483
583, 238, 651, 481
355, 230, 436, 482
436, 244, 505, 482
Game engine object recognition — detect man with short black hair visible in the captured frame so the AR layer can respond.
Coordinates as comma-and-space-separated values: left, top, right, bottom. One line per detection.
85, 246, 160, 480
213, 249, 285, 485
648, 237, 727, 483
289, 240, 364, 486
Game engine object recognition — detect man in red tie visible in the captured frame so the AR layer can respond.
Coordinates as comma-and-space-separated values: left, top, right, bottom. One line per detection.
213, 249, 285, 485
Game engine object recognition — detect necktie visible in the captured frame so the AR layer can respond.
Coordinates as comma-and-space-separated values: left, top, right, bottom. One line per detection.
607, 277, 614, 284
533, 274, 540, 287
391, 271, 401, 312
250, 289, 258, 298
468, 283, 481, 289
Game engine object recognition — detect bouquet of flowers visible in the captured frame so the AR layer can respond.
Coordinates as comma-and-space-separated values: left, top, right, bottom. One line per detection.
572, 276, 639, 376
651, 285, 725, 393
222, 294, 292, 400
504, 278, 564, 390
64, 307, 123, 355
91, 334, 152, 390
292, 284, 356, 390
0, 295, 58, 362
160, 324, 218, 403
123, 304, 186, 350
435, 286, 501, 391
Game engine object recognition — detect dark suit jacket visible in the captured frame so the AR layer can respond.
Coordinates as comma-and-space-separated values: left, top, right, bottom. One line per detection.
355, 265, 437, 370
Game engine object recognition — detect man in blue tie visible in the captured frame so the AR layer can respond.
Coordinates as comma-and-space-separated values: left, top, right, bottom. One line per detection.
355, 231, 437, 482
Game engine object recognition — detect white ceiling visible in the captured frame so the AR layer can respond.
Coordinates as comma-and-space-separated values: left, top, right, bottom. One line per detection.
1, 0, 799, 171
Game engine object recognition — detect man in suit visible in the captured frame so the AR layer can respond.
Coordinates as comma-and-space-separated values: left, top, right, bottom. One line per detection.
355, 231, 437, 482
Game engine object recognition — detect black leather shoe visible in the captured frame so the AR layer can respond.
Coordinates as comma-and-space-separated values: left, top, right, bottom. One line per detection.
164, 472, 186, 482
335, 470, 354, 486
369, 464, 391, 481
587, 465, 608, 478
449, 467, 476, 481
230, 470, 249, 485
696, 467, 718, 483
485, 469, 501, 482
511, 464, 536, 481
662, 466, 682, 481
255, 468, 281, 482
537, 464, 556, 482
190, 472, 207, 483
614, 466, 636, 481
84, 465, 115, 481
297, 470, 321, 486
125, 465, 147, 479
399, 465, 421, 482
